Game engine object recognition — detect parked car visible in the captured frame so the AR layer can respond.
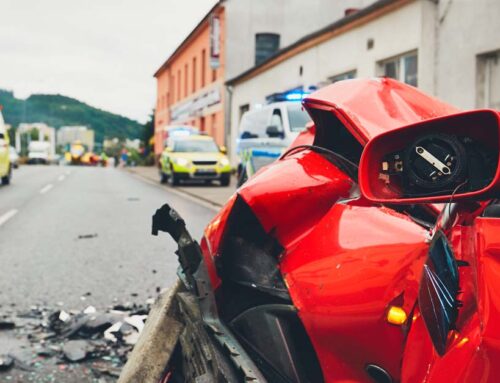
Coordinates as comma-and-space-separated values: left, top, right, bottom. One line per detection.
146, 78, 500, 383
159, 135, 231, 186
236, 101, 311, 185
0, 109, 11, 184
9, 146, 19, 168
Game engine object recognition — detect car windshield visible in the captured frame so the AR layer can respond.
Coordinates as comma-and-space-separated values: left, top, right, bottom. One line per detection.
288, 104, 311, 132
174, 139, 219, 153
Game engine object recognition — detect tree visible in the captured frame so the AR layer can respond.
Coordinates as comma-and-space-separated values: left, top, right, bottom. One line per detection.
30, 128, 39, 141
142, 110, 155, 155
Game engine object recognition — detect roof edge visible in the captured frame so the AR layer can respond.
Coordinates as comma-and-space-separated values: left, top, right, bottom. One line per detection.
226, 0, 413, 86
154, 1, 223, 78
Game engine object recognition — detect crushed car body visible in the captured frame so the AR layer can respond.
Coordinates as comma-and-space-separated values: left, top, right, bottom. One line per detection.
124, 78, 500, 383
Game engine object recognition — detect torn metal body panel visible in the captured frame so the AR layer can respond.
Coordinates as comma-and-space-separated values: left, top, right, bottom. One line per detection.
151, 204, 267, 382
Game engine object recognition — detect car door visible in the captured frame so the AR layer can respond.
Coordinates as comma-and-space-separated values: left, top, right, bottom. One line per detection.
0, 117, 9, 177
237, 107, 272, 153
160, 138, 174, 173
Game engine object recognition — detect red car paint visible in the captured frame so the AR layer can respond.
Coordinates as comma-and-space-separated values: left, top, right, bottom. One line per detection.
303, 77, 459, 143
280, 201, 429, 381
200, 78, 500, 382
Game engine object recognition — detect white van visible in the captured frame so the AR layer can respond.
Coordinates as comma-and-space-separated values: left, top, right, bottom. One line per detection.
28, 141, 51, 164
236, 101, 311, 185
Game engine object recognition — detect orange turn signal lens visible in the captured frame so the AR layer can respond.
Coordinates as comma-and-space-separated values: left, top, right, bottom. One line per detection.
387, 306, 407, 325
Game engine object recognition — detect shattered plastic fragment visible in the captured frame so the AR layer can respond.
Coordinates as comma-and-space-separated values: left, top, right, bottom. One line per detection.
59, 311, 70, 322
0, 355, 14, 371
62, 340, 91, 362
104, 321, 122, 342
78, 233, 98, 239
123, 331, 140, 345
0, 320, 15, 330
83, 306, 96, 314
124, 315, 147, 333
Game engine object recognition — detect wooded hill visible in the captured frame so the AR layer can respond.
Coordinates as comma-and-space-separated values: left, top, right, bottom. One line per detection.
0, 89, 142, 142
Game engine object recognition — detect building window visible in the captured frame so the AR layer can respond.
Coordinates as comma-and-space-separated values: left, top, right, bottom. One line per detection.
200, 116, 206, 132
171, 75, 175, 102
270, 109, 284, 131
477, 50, 500, 109
211, 113, 217, 134
177, 70, 181, 102
192, 56, 197, 93
184, 63, 188, 97
329, 70, 356, 83
378, 51, 418, 86
201, 49, 206, 87
255, 33, 280, 65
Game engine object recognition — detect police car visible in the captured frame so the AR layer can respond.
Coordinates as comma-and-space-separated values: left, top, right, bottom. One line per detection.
236, 99, 311, 186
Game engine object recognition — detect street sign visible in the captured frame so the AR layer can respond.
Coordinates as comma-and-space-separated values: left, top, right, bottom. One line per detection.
210, 15, 220, 70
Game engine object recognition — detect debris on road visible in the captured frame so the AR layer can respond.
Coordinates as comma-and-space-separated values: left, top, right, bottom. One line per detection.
63, 340, 92, 362
0, 320, 16, 330
0, 299, 154, 381
0, 355, 14, 371
77, 233, 98, 239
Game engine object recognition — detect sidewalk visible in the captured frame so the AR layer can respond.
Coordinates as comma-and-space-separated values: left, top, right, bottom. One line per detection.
126, 166, 236, 208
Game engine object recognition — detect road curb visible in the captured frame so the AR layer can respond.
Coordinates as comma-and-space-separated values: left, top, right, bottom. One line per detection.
124, 167, 225, 210
118, 281, 183, 383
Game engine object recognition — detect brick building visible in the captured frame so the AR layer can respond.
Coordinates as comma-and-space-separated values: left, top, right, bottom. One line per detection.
153, 0, 370, 156
154, 3, 225, 154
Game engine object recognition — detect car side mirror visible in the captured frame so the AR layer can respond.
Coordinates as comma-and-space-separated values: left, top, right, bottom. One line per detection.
266, 125, 284, 138
358, 110, 500, 204
219, 145, 227, 154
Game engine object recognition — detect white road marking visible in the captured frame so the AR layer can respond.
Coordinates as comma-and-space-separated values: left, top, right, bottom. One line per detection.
40, 184, 54, 194
58, 175, 65, 182
0, 209, 18, 227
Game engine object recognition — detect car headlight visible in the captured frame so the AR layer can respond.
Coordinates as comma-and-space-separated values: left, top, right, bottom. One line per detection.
175, 158, 190, 167
219, 158, 230, 166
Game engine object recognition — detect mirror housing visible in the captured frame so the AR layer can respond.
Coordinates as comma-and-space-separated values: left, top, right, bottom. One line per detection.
266, 125, 284, 138
219, 145, 227, 154
359, 110, 500, 204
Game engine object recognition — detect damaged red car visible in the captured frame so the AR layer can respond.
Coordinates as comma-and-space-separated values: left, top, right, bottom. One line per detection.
152, 78, 500, 383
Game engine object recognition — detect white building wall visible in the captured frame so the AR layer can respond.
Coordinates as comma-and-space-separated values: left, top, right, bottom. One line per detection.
229, 0, 426, 160
436, 0, 500, 109
418, 0, 437, 95
224, 0, 375, 79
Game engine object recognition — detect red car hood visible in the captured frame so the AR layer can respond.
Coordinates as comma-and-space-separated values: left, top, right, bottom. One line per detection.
303, 78, 459, 143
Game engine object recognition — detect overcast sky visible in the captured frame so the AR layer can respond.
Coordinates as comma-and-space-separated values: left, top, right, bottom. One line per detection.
0, 0, 217, 123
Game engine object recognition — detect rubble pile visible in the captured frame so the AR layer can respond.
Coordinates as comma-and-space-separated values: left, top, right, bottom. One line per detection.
0, 300, 153, 381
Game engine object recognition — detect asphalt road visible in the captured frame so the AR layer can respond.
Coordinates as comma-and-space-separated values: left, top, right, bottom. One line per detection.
0, 165, 217, 311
